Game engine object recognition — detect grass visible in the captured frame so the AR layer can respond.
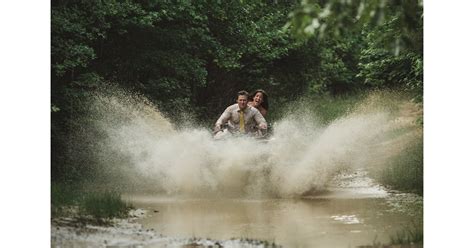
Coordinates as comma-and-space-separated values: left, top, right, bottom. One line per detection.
270, 92, 364, 125
51, 182, 132, 222
51, 182, 82, 217
79, 191, 131, 219
375, 140, 423, 195
51, 182, 80, 207
390, 226, 423, 246
357, 227, 423, 248
271, 90, 410, 126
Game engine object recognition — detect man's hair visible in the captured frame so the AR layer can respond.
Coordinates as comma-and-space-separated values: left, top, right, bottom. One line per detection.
237, 90, 249, 99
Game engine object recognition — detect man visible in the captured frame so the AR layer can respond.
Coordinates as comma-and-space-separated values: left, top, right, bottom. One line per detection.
214, 90, 267, 136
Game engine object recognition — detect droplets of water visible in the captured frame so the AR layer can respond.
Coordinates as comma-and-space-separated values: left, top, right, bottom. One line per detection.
86, 88, 417, 199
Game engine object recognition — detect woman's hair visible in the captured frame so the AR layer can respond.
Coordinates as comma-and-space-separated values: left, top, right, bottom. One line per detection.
250, 89, 269, 111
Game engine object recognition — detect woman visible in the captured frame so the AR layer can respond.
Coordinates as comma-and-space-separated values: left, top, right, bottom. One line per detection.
248, 89, 269, 117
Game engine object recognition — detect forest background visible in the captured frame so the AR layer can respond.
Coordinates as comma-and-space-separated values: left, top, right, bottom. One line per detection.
51, 0, 423, 185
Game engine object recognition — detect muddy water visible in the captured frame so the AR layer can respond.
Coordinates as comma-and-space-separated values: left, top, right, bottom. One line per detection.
126, 171, 422, 248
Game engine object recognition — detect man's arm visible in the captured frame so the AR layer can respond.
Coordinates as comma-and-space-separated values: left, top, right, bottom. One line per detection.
253, 109, 267, 129
215, 106, 232, 132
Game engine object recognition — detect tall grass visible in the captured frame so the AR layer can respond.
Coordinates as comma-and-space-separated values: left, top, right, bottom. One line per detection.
51, 183, 82, 217
51, 183, 81, 207
270, 92, 365, 125
357, 226, 423, 247
376, 140, 423, 195
51, 182, 132, 221
390, 226, 423, 246
79, 191, 131, 219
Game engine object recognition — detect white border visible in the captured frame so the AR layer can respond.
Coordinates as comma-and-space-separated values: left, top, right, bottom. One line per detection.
0, 2, 50, 247
2, 1, 474, 247
425, 1, 474, 247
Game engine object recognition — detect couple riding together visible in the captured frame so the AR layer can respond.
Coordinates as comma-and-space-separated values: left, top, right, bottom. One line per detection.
214, 90, 269, 139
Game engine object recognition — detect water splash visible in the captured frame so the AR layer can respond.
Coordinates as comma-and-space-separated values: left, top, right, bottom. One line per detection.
85, 87, 420, 198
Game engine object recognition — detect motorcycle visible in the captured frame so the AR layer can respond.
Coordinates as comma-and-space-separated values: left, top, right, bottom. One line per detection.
213, 123, 271, 141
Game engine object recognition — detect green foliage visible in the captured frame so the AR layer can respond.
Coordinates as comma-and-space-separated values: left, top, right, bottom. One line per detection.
51, 0, 160, 76
286, 0, 423, 42
284, 0, 323, 39
287, 0, 423, 100
313, 35, 364, 95
356, 12, 423, 101
357, 49, 423, 93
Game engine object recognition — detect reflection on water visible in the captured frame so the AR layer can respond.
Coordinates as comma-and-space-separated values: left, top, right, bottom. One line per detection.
331, 215, 362, 224
126, 193, 421, 248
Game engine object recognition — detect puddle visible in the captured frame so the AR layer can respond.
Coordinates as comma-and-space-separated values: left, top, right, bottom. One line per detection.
125, 170, 422, 247
52, 170, 422, 247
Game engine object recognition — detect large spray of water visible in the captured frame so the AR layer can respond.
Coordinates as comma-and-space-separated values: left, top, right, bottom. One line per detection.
85, 87, 420, 198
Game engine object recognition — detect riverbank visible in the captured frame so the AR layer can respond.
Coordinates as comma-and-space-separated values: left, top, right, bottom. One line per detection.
52, 204, 421, 248
51, 208, 283, 247
52, 208, 157, 247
